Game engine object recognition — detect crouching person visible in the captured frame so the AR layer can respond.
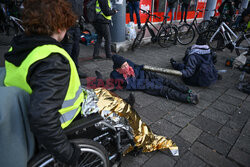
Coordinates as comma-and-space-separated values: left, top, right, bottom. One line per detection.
4, 0, 178, 165
170, 36, 219, 87
110, 55, 199, 104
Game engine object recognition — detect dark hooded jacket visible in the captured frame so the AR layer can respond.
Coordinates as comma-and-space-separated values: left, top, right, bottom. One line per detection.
4, 35, 80, 165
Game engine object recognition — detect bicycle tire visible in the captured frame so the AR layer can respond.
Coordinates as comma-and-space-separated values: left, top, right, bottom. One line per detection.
197, 20, 210, 33
131, 26, 145, 51
28, 139, 109, 167
158, 26, 177, 48
202, 29, 225, 50
177, 24, 195, 45
235, 33, 250, 56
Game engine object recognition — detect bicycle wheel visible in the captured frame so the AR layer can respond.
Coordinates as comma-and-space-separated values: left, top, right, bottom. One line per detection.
235, 34, 250, 56
177, 24, 195, 45
197, 20, 210, 33
203, 29, 225, 50
28, 139, 109, 167
158, 26, 177, 48
131, 26, 145, 51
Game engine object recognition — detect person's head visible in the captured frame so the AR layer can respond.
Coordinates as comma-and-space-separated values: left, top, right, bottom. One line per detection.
22, 0, 77, 41
112, 55, 128, 70
196, 35, 207, 45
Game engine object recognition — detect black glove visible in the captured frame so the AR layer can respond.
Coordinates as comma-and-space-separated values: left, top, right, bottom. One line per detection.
66, 143, 81, 166
170, 58, 176, 65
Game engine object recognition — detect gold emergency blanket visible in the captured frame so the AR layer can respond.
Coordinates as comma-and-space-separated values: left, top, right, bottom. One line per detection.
94, 88, 178, 154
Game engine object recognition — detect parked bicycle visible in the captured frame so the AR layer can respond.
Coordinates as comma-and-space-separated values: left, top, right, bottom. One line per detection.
132, 8, 178, 51
0, 0, 24, 46
177, 9, 207, 45
203, 21, 250, 56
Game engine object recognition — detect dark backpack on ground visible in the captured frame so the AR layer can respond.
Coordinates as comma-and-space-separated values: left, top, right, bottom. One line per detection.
83, 0, 98, 23
196, 55, 218, 87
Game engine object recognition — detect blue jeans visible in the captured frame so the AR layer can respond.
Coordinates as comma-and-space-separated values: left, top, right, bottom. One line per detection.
165, 5, 176, 22
128, 1, 141, 27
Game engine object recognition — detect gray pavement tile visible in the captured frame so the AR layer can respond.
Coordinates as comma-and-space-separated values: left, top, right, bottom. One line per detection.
197, 132, 231, 155
121, 153, 150, 167
201, 107, 231, 125
195, 99, 211, 110
190, 142, 239, 167
136, 105, 167, 122
176, 104, 203, 117
234, 134, 250, 154
134, 92, 158, 108
246, 95, 250, 102
198, 89, 222, 102
160, 135, 192, 160
163, 110, 193, 128
175, 151, 207, 167
225, 88, 248, 100
228, 146, 250, 167
178, 124, 202, 144
142, 152, 176, 167
150, 119, 181, 138
152, 99, 178, 112
241, 120, 250, 137
191, 115, 223, 135
218, 126, 240, 145
218, 94, 243, 107
210, 100, 238, 115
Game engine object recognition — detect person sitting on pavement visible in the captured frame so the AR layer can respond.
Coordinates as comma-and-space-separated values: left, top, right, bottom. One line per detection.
110, 55, 199, 104
170, 36, 219, 87
3, 0, 178, 165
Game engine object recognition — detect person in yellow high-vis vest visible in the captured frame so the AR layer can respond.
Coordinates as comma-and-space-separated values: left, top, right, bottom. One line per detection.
4, 0, 179, 165
93, 0, 118, 59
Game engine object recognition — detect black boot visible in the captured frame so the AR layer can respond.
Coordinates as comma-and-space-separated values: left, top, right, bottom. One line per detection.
187, 93, 199, 105
124, 93, 135, 107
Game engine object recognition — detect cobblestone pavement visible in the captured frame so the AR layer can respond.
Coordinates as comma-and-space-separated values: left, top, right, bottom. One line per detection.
1, 38, 249, 167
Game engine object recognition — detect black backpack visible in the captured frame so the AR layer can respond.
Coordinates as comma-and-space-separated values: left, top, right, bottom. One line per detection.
197, 55, 218, 87
83, 0, 98, 23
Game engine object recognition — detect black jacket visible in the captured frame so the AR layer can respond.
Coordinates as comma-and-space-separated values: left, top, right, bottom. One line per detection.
95, 0, 116, 24
4, 35, 80, 165
67, 0, 84, 17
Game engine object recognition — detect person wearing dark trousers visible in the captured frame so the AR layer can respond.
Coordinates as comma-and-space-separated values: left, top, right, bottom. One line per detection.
62, 0, 87, 78
180, 0, 191, 24
128, 0, 141, 29
93, 0, 117, 59
165, 0, 178, 23
110, 55, 199, 104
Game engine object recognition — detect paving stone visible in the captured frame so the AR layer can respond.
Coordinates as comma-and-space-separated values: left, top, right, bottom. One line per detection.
121, 153, 150, 167
234, 134, 250, 154
218, 94, 243, 107
178, 124, 202, 143
201, 107, 231, 125
175, 151, 207, 167
151, 119, 181, 138
241, 120, 250, 137
176, 104, 203, 117
134, 92, 157, 108
160, 135, 192, 160
191, 115, 223, 135
228, 146, 250, 167
195, 99, 211, 110
190, 142, 239, 167
136, 105, 167, 122
225, 88, 248, 100
152, 99, 178, 112
197, 132, 231, 155
143, 152, 176, 167
198, 89, 221, 102
210, 100, 238, 115
246, 95, 250, 101
226, 108, 249, 132
218, 126, 240, 145
163, 110, 193, 128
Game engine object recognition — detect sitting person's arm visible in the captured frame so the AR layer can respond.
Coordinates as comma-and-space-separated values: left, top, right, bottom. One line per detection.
181, 54, 199, 78
27, 54, 80, 165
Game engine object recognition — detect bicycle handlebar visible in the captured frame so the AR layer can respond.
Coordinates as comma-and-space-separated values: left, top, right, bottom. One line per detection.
139, 8, 161, 19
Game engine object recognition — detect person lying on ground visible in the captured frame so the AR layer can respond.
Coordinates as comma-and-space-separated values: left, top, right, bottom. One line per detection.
110, 55, 199, 104
170, 35, 220, 87
3, 0, 178, 165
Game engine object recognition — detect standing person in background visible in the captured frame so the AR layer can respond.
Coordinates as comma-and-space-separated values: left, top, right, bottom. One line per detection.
93, 0, 118, 59
165, 0, 178, 23
218, 0, 236, 25
180, 0, 191, 24
128, 0, 141, 29
62, 0, 87, 78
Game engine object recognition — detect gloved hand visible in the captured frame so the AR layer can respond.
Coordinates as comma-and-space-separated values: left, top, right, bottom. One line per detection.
170, 58, 176, 65
66, 143, 81, 166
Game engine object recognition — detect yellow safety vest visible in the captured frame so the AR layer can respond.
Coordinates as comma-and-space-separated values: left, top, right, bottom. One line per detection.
4, 45, 85, 129
96, 0, 112, 20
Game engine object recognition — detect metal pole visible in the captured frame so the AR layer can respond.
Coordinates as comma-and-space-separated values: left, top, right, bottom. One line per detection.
143, 65, 183, 76
241, 0, 249, 11
204, 0, 217, 20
